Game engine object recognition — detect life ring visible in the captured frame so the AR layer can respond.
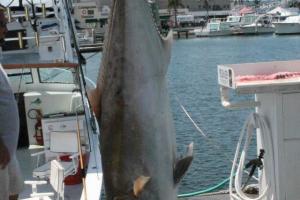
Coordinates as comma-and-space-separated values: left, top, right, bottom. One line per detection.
81, 9, 87, 15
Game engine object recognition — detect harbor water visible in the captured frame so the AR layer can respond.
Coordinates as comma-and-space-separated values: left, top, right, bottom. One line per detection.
84, 35, 300, 195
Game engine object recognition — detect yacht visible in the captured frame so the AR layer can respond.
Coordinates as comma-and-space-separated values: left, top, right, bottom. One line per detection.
236, 14, 275, 35
195, 14, 274, 37
194, 16, 243, 37
273, 15, 300, 35
194, 19, 235, 37
1, 0, 103, 199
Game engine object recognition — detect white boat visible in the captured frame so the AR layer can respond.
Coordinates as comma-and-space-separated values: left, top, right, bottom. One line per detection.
196, 14, 274, 36
194, 15, 244, 37
1, 0, 103, 199
273, 15, 300, 35
236, 14, 275, 35
73, 1, 107, 47
225, 15, 242, 27
194, 19, 236, 37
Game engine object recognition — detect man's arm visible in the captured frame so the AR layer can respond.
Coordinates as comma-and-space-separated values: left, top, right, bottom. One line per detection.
0, 137, 10, 169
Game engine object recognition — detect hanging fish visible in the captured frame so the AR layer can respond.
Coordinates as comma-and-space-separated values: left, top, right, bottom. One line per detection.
89, 0, 193, 199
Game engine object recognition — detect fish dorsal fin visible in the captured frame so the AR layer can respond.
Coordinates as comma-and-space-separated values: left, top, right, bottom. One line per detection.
174, 142, 194, 185
161, 30, 173, 66
133, 176, 151, 197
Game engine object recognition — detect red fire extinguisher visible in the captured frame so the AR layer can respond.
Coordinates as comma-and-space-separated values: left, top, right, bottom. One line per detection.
28, 109, 44, 145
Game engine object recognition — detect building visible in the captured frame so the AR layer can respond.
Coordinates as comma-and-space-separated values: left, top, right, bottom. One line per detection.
96, 0, 232, 25
97, 0, 231, 12
156, 0, 231, 11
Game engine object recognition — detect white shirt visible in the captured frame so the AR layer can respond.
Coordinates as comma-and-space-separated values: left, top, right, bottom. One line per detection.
0, 64, 19, 157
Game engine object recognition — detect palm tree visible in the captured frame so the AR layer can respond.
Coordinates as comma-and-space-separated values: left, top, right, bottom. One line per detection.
168, 0, 184, 28
203, 0, 209, 21
254, 0, 260, 8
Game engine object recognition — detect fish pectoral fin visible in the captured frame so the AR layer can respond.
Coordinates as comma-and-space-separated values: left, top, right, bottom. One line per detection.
174, 142, 194, 185
161, 30, 173, 67
133, 176, 151, 197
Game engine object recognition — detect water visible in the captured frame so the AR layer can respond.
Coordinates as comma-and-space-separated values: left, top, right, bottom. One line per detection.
84, 35, 300, 194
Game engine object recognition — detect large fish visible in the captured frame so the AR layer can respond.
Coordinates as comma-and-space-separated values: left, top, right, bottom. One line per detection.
89, 0, 193, 199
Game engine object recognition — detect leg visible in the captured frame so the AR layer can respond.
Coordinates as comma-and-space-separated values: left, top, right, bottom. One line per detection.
8, 156, 24, 198
0, 166, 9, 200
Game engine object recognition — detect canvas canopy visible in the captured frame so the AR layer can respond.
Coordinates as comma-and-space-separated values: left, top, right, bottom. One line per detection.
239, 7, 255, 15
267, 6, 299, 16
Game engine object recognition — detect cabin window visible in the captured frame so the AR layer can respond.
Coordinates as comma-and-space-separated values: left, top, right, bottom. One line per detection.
38, 68, 75, 84
87, 10, 94, 15
7, 69, 33, 84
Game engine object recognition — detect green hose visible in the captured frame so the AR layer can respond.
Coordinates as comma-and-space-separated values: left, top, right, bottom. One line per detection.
177, 177, 230, 198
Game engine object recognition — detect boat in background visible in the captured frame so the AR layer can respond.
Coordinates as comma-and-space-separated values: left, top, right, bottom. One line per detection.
72, 1, 108, 51
194, 14, 271, 37
1, 0, 103, 199
273, 15, 300, 35
236, 14, 275, 35
194, 16, 242, 37
194, 19, 235, 37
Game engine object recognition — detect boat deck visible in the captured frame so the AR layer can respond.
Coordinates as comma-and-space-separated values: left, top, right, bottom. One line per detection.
16, 146, 83, 200
180, 191, 229, 200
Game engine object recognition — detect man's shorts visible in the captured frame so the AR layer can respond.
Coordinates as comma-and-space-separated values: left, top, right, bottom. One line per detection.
0, 156, 24, 200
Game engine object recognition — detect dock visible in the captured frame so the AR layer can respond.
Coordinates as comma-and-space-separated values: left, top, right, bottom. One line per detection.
173, 27, 196, 39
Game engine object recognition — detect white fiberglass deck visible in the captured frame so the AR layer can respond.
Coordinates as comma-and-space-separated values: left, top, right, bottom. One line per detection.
17, 132, 103, 200
17, 146, 83, 200
183, 191, 230, 200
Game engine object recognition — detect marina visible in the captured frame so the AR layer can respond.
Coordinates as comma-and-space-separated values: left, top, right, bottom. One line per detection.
82, 34, 300, 199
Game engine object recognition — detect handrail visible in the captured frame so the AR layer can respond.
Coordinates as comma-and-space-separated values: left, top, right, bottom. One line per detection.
6, 4, 54, 22
6, 11, 56, 20
5, 34, 62, 42
4, 33, 63, 49
2, 62, 79, 69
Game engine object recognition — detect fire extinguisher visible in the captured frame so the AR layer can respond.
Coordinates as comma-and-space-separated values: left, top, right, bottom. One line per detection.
28, 109, 44, 145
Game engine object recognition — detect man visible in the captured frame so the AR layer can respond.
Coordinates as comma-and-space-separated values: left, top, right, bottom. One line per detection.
0, 5, 7, 45
0, 4, 24, 200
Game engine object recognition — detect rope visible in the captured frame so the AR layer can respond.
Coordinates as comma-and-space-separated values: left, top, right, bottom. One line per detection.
175, 97, 258, 181
229, 113, 275, 200
175, 97, 259, 198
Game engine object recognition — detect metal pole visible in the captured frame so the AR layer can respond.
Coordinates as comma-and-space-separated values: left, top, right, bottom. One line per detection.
18, 32, 24, 49
75, 113, 88, 200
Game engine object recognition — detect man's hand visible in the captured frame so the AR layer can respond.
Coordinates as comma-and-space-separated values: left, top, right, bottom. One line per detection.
0, 7, 8, 45
0, 138, 10, 169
